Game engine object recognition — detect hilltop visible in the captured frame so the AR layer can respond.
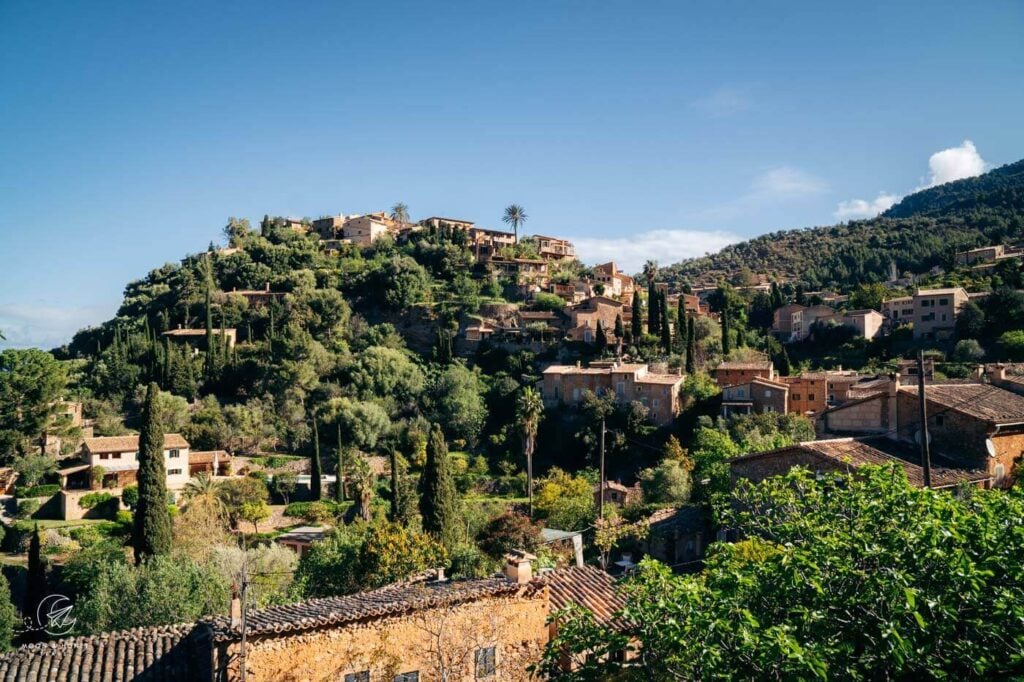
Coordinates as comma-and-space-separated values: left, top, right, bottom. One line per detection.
657, 159, 1024, 290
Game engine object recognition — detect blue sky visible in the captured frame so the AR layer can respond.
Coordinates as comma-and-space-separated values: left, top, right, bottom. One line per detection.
1, 1, 1022, 349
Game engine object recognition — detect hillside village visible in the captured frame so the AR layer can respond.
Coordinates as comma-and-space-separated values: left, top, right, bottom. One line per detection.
2, 166, 1024, 680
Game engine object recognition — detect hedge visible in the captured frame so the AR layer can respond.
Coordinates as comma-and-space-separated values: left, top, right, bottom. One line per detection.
78, 492, 116, 510
14, 484, 60, 499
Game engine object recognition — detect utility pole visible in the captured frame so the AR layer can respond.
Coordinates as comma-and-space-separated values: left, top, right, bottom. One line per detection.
917, 350, 932, 488
599, 417, 606, 521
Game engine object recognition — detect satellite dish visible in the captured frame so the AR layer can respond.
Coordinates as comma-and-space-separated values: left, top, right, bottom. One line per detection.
985, 438, 997, 458
914, 430, 932, 445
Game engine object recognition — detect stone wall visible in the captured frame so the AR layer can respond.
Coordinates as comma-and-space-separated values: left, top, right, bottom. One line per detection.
824, 394, 889, 434
234, 592, 549, 682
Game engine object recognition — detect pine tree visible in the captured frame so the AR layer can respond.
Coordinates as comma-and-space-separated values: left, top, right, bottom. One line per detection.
660, 291, 672, 351
260, 214, 271, 237
133, 383, 172, 563
630, 290, 642, 340
647, 281, 659, 336
25, 524, 46, 624
595, 320, 607, 348
418, 423, 459, 548
686, 316, 696, 374
770, 282, 784, 309
795, 283, 806, 306
311, 415, 323, 501
721, 307, 731, 356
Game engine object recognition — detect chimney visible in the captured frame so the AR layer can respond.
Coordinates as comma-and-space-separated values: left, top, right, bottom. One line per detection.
229, 587, 242, 628
504, 550, 537, 584
433, 567, 446, 582
265, 281, 271, 292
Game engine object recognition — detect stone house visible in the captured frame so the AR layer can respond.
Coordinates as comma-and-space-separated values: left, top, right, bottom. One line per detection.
275, 526, 329, 557
912, 287, 968, 340
821, 374, 1024, 487
341, 212, 397, 246
882, 296, 915, 327
594, 480, 641, 507
639, 506, 710, 571
540, 362, 683, 426
0, 557, 623, 681
592, 262, 636, 301
771, 303, 806, 341
782, 373, 829, 416
534, 235, 576, 261
565, 296, 624, 344
60, 434, 192, 492
712, 361, 775, 388
729, 436, 992, 490
489, 257, 550, 292
162, 327, 238, 351
224, 283, 285, 307
955, 244, 1007, 266
720, 377, 789, 418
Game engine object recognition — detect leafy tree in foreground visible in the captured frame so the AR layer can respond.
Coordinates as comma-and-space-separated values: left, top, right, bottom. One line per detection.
539, 466, 1024, 680
418, 423, 460, 548
133, 383, 172, 563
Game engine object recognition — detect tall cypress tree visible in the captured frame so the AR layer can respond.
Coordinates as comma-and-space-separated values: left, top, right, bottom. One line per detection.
133, 382, 172, 564
686, 316, 696, 374
311, 415, 323, 501
614, 313, 624, 340
25, 524, 46, 624
419, 423, 459, 548
721, 307, 732, 356
335, 423, 345, 503
647, 281, 659, 336
204, 284, 215, 380
660, 291, 672, 351
675, 297, 687, 353
630, 290, 642, 340
595, 320, 607, 348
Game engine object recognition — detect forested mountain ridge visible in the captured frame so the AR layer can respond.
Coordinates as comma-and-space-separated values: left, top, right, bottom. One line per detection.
657, 159, 1024, 290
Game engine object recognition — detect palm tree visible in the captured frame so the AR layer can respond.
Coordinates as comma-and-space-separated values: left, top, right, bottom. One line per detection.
182, 471, 219, 501
515, 386, 544, 517
390, 202, 409, 228
502, 204, 528, 243
642, 260, 659, 285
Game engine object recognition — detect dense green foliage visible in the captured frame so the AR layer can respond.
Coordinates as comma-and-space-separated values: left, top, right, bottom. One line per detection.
418, 423, 460, 548
659, 160, 1024, 289
541, 466, 1024, 680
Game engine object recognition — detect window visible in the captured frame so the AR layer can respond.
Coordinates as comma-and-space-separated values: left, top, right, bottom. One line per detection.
475, 647, 497, 678
939, 298, 948, 306
995, 463, 1006, 484
616, 381, 625, 397
807, 393, 815, 401
394, 673, 419, 682
792, 394, 801, 400
572, 388, 580, 402
168, 449, 180, 458
764, 389, 772, 397
935, 415, 944, 426
344, 673, 370, 682
167, 468, 182, 476
652, 398, 660, 409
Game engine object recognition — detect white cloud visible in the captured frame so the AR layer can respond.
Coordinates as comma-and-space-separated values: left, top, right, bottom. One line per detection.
919, 139, 988, 189
750, 166, 829, 199
0, 303, 110, 350
834, 192, 901, 220
691, 86, 753, 117
574, 229, 740, 274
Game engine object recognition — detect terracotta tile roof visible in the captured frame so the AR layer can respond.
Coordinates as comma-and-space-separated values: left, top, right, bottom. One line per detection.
731, 437, 991, 489
646, 505, 707, 535
535, 566, 625, 627
275, 525, 329, 544
0, 623, 213, 681
83, 434, 190, 454
188, 450, 230, 465
208, 577, 535, 641
900, 383, 1024, 423
750, 376, 789, 390
636, 373, 684, 385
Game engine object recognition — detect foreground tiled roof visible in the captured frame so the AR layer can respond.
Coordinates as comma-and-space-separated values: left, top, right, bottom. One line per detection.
209, 577, 534, 641
535, 566, 625, 627
83, 434, 190, 453
0, 623, 212, 681
731, 437, 992, 489
899, 383, 1024, 423
716, 361, 773, 371
188, 450, 231, 465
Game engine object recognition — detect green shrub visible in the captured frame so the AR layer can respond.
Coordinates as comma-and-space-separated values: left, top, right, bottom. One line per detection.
79, 492, 116, 510
121, 485, 138, 510
68, 525, 103, 547
115, 510, 133, 526
14, 484, 60, 499
16, 499, 40, 519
